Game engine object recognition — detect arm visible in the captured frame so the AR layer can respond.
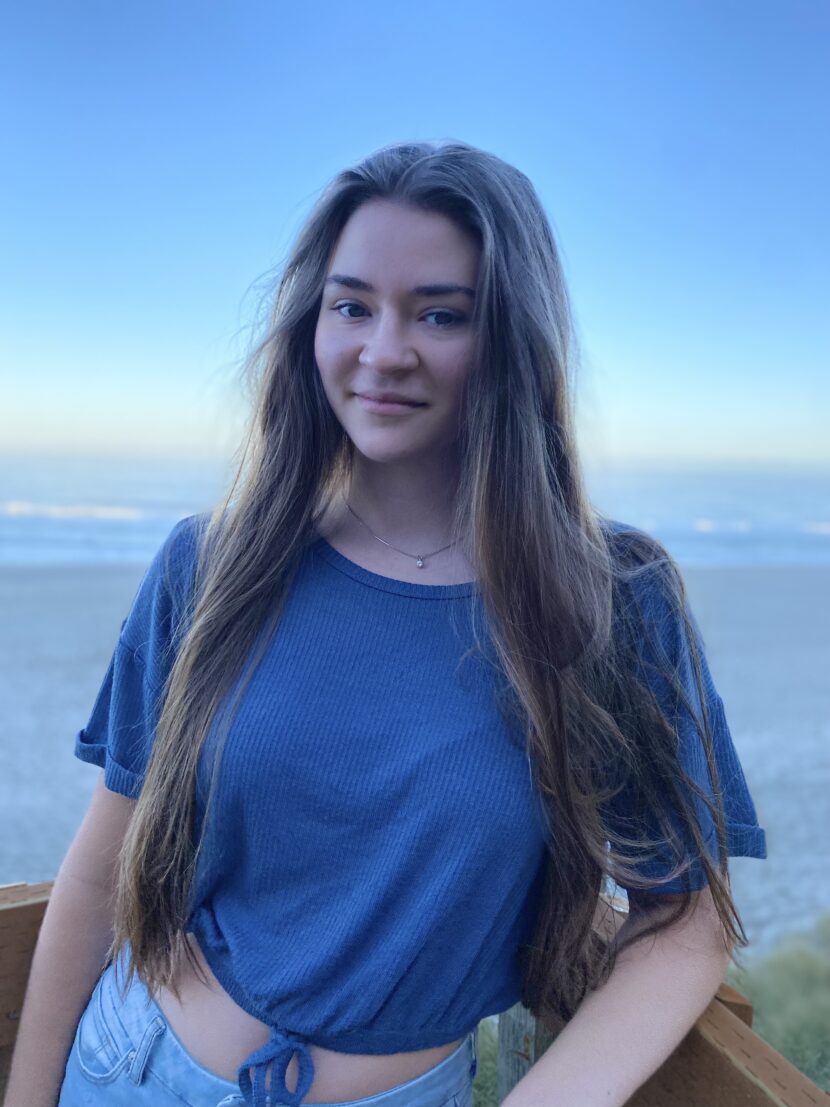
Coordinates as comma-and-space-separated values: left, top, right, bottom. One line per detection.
3, 773, 134, 1107
502, 886, 733, 1107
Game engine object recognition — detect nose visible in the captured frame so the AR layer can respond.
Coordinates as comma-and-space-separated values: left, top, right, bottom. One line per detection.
358, 312, 419, 371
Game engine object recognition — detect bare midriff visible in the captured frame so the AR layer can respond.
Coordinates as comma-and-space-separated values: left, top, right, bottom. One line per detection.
151, 932, 463, 1104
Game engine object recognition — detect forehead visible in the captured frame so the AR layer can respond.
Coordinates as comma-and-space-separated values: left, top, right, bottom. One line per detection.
328, 200, 479, 283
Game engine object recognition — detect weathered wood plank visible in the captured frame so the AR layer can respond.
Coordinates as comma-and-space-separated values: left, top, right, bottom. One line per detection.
0, 882, 52, 1050
627, 997, 826, 1107
0, 881, 54, 1099
715, 979, 755, 1028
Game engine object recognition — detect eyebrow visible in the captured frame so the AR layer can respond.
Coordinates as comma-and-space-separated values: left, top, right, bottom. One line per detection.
324, 273, 476, 300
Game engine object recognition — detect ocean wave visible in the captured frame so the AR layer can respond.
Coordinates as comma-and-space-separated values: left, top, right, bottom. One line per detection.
0, 500, 145, 521
691, 518, 754, 533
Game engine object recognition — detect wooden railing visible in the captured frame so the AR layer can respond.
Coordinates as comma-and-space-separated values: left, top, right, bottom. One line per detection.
498, 895, 828, 1106
1, 882, 826, 1105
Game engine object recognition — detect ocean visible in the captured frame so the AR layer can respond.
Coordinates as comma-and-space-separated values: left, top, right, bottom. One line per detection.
1, 454, 829, 569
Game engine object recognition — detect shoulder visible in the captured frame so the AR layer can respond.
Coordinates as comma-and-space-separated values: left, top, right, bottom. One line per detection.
597, 516, 698, 667
118, 512, 207, 663
599, 516, 672, 573
157, 511, 207, 592
602, 513, 686, 593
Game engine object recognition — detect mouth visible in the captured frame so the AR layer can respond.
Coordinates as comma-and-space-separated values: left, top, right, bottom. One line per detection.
354, 394, 428, 414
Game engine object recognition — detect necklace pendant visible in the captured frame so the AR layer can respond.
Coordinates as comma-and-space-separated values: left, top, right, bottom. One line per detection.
416, 557, 425, 568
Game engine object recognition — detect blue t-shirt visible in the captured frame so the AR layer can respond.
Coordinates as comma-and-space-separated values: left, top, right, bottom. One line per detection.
74, 514, 766, 1107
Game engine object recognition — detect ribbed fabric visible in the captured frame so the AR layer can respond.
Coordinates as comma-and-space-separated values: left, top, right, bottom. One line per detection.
74, 513, 766, 1107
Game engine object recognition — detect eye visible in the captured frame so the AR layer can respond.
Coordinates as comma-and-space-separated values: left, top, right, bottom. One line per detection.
332, 302, 367, 320
331, 303, 464, 328
424, 310, 464, 328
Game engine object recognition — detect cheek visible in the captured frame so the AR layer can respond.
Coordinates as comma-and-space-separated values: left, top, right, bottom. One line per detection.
314, 326, 342, 384
313, 323, 329, 370
315, 324, 356, 375
442, 345, 474, 399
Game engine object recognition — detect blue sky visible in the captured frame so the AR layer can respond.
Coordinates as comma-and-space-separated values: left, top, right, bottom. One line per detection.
2, 0, 827, 468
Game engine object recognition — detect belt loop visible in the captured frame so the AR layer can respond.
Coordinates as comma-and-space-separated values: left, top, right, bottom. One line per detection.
128, 1015, 166, 1084
470, 1023, 478, 1079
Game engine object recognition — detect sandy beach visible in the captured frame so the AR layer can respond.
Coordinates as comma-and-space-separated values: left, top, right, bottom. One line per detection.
2, 561, 828, 959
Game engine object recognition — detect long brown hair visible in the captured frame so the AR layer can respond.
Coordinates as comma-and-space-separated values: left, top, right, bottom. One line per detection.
109, 139, 751, 1028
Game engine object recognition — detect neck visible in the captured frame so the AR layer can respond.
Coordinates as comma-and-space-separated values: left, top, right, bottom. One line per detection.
343, 454, 463, 551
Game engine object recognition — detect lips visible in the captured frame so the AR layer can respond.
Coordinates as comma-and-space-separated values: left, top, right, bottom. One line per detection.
355, 394, 427, 415
356, 392, 426, 406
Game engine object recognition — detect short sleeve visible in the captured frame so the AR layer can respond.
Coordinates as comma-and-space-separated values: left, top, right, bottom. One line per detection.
603, 567, 767, 895
73, 514, 202, 798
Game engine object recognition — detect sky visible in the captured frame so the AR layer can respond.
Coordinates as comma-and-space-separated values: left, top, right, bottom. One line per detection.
1, 0, 827, 470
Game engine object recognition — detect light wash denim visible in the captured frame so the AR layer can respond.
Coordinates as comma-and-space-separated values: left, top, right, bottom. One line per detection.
57, 946, 478, 1107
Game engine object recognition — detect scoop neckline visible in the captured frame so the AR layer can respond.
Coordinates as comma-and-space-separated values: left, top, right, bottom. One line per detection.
311, 534, 478, 598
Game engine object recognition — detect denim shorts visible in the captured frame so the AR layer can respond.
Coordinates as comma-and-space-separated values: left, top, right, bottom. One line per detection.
57, 946, 479, 1107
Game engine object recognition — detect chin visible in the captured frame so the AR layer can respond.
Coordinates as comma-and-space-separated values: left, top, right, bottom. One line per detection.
347, 435, 429, 462
351, 443, 421, 462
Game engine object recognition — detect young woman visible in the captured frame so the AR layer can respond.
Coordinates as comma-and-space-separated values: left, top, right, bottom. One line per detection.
7, 140, 766, 1107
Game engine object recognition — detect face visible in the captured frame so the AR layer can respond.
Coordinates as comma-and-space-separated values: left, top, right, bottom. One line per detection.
314, 199, 480, 465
